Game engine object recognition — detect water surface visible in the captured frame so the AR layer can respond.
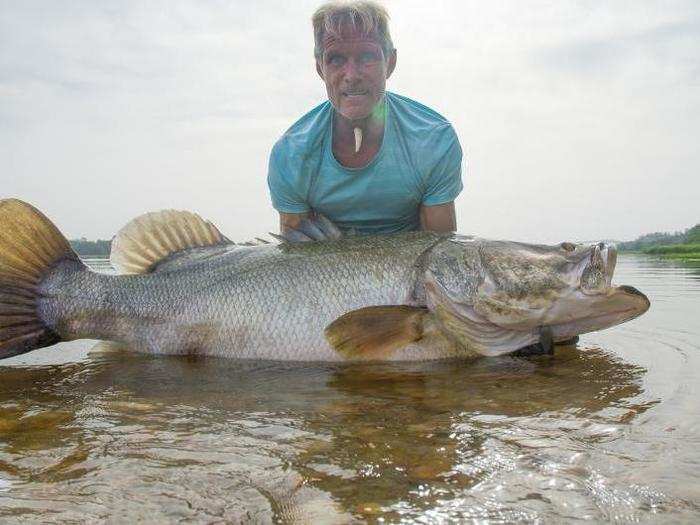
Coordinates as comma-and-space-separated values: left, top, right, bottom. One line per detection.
1, 255, 699, 522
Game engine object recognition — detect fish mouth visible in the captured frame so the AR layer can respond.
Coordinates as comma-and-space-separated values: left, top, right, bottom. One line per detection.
549, 284, 650, 340
579, 242, 617, 295
431, 281, 651, 356
617, 284, 648, 300
569, 243, 649, 329
543, 243, 648, 332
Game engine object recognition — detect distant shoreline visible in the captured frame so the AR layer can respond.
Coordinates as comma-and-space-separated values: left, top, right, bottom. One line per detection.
617, 223, 699, 261
622, 245, 700, 261
69, 239, 111, 257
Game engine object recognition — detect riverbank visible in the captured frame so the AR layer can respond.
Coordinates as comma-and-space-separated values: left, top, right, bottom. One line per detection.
617, 223, 700, 261
625, 243, 700, 261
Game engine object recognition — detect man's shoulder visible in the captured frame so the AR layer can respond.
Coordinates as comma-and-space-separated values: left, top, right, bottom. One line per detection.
272, 100, 332, 158
386, 92, 460, 168
386, 92, 455, 135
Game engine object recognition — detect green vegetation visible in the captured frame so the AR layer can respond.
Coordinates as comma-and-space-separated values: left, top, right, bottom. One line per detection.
69, 238, 112, 257
617, 231, 686, 251
619, 224, 700, 260
662, 253, 700, 261
644, 243, 700, 255
687, 224, 700, 244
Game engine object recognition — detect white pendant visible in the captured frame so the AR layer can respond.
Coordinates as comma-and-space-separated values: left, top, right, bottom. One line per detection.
354, 127, 362, 153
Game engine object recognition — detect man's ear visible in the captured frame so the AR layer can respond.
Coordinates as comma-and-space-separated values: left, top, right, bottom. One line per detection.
386, 48, 397, 79
316, 59, 325, 81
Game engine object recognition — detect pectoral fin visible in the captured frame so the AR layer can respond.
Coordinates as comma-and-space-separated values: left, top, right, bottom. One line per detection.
324, 306, 429, 360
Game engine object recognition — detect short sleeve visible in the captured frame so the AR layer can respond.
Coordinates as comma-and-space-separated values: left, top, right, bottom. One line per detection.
421, 125, 464, 207
267, 141, 311, 214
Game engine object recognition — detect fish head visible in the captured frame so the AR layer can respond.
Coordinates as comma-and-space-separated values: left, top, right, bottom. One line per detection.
424, 236, 650, 355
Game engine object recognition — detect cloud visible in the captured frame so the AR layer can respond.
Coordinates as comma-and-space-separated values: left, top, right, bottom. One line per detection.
537, 18, 700, 80
1, 0, 698, 243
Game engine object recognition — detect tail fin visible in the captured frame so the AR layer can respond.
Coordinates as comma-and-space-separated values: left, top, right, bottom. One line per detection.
0, 199, 81, 359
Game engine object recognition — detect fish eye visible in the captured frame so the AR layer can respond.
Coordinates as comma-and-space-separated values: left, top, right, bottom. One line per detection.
560, 242, 576, 252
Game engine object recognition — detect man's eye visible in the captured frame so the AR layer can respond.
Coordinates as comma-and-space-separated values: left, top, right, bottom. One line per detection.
327, 55, 346, 66
359, 52, 380, 64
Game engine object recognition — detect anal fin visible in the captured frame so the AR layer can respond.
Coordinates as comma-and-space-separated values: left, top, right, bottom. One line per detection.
324, 306, 428, 360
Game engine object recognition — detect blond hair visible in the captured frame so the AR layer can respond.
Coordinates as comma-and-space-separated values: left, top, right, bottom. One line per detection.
312, 1, 394, 60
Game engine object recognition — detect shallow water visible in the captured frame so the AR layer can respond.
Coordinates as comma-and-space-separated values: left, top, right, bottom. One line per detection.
1, 255, 699, 523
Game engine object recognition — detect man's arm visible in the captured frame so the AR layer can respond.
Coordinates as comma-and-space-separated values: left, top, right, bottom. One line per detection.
419, 124, 462, 233
282, 205, 455, 237
420, 202, 456, 233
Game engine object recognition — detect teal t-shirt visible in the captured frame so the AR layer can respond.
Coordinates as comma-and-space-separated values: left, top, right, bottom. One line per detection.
267, 92, 463, 235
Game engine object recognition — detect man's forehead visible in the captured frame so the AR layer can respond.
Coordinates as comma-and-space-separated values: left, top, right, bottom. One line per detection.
321, 28, 382, 53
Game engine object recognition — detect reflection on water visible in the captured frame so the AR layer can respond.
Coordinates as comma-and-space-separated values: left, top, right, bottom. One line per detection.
1, 255, 699, 522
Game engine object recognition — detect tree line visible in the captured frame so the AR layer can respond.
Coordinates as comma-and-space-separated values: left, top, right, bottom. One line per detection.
618, 224, 700, 251
69, 238, 112, 257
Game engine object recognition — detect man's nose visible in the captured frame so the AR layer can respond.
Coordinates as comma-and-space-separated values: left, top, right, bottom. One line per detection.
342, 58, 362, 81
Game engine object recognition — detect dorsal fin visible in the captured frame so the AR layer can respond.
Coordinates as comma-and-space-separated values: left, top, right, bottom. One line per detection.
110, 210, 231, 274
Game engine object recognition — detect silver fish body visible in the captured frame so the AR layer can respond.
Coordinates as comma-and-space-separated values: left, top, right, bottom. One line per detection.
38, 233, 453, 360
0, 200, 650, 362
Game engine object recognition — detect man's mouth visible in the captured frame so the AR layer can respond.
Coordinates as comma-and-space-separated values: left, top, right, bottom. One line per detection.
343, 90, 369, 97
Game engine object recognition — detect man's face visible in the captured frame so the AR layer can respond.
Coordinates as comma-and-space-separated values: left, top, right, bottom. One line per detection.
317, 30, 396, 122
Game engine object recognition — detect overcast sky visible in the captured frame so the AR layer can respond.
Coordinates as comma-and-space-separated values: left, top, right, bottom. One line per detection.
1, 0, 698, 243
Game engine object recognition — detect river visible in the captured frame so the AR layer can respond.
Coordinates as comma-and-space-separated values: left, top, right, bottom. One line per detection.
0, 255, 698, 522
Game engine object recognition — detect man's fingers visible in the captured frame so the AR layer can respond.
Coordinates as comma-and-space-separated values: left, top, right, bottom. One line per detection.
298, 218, 327, 240
314, 214, 343, 240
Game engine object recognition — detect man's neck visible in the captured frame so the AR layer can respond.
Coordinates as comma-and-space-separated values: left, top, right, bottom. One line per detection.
332, 100, 386, 169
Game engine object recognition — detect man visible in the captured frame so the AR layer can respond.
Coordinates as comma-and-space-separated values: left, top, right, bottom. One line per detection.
268, 1, 463, 236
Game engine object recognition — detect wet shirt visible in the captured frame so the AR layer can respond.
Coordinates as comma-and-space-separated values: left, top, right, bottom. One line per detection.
267, 92, 463, 235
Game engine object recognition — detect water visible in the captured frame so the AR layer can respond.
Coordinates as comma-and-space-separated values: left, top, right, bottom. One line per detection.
1, 255, 699, 523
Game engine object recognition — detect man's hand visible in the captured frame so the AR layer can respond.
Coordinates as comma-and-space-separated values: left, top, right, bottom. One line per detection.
279, 203, 456, 241
420, 202, 456, 233
278, 212, 342, 242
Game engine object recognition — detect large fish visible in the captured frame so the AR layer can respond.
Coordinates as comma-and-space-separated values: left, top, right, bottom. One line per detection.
0, 199, 649, 361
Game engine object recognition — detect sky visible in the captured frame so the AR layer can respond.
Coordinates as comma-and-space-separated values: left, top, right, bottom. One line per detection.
1, 0, 699, 244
